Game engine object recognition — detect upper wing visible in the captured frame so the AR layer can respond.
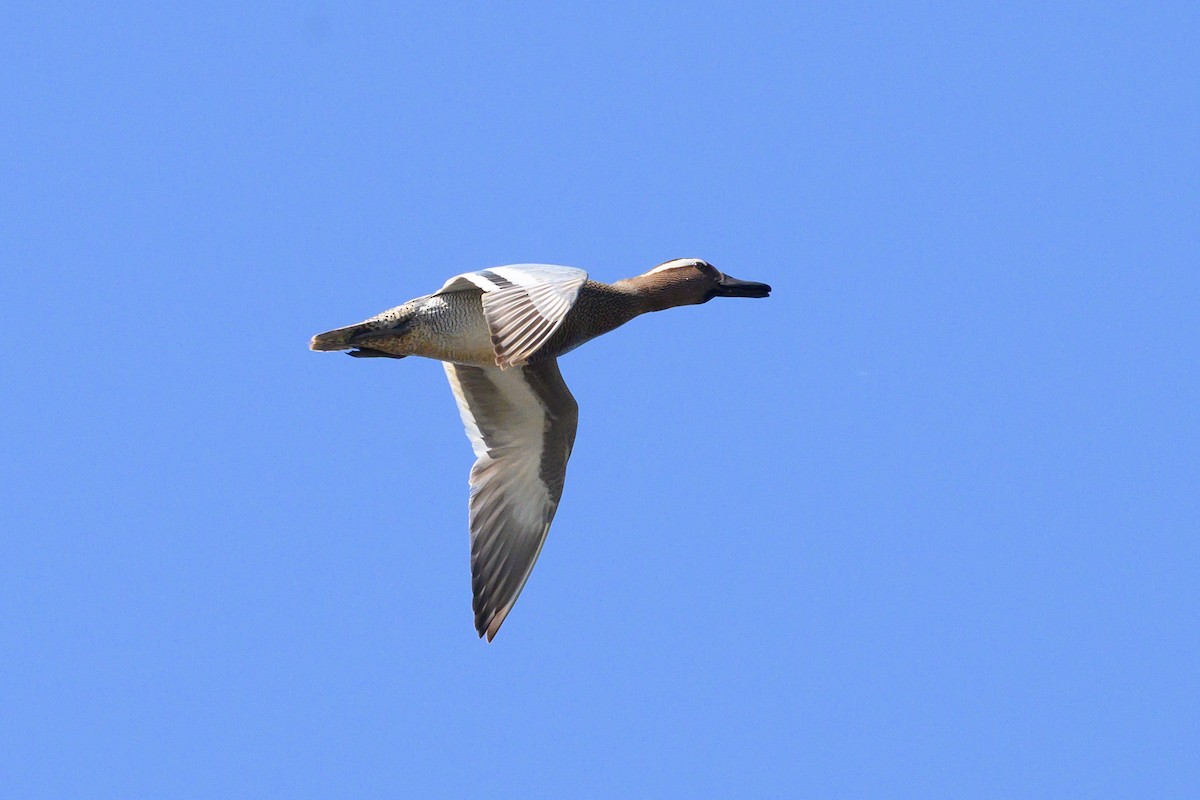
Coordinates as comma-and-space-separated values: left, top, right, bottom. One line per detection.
443, 358, 579, 640
437, 265, 588, 369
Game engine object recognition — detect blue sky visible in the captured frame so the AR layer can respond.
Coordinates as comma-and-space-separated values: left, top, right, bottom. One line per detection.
3, 3, 1197, 797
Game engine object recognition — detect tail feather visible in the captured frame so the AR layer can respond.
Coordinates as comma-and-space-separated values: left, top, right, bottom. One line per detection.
310, 315, 414, 356
310, 324, 365, 351
347, 347, 407, 359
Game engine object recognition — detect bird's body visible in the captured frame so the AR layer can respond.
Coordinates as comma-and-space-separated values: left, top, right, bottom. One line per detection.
311, 258, 771, 640
346, 288, 498, 365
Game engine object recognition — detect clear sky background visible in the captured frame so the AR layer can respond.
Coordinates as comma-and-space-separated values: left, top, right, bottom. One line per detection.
3, 3, 1197, 797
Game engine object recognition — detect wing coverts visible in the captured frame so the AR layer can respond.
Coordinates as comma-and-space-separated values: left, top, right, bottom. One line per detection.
438, 265, 587, 368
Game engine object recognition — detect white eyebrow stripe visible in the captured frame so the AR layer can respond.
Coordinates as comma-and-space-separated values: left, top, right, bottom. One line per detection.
646, 258, 705, 275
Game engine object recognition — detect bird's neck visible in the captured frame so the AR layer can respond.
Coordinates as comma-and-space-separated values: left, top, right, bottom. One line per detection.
613, 274, 689, 313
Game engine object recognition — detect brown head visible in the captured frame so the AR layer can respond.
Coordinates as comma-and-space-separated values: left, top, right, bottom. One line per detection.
621, 258, 772, 311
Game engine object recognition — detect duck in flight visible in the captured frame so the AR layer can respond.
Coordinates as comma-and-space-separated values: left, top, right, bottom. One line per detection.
311, 258, 772, 640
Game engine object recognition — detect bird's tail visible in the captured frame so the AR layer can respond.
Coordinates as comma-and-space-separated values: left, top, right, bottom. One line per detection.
310, 313, 415, 358
310, 323, 365, 351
